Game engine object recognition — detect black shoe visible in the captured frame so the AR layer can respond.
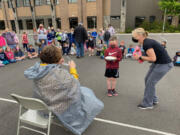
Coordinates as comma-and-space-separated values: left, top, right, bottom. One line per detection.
111, 90, 118, 96
153, 101, 159, 106
76, 56, 80, 58
137, 104, 153, 110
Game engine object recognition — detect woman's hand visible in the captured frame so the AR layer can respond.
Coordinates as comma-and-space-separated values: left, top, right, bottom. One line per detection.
69, 60, 76, 69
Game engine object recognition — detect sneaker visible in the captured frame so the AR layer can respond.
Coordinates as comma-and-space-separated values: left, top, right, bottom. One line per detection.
153, 101, 159, 106
137, 104, 153, 110
112, 90, 118, 96
107, 90, 113, 97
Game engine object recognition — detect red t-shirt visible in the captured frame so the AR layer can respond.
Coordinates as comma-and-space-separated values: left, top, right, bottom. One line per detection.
22, 34, 28, 44
105, 47, 122, 69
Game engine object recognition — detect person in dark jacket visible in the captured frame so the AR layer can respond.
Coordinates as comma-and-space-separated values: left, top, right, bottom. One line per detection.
74, 23, 88, 58
104, 36, 122, 97
103, 28, 111, 48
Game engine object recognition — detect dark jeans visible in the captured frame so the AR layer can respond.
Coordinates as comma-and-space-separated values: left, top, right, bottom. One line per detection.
23, 43, 28, 51
61, 41, 66, 55
68, 42, 73, 54
75, 41, 84, 57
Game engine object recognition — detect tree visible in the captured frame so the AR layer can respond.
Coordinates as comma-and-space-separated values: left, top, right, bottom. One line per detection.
159, 0, 180, 27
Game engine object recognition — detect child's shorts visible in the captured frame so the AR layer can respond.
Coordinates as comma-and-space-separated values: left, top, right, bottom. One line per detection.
105, 69, 119, 78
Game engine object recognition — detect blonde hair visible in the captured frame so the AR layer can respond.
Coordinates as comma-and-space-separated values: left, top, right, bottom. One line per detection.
132, 28, 148, 37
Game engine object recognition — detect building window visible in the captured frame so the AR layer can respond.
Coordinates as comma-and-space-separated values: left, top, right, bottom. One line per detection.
87, 0, 96, 2
56, 18, 61, 29
111, 16, 120, 20
0, 0, 2, 8
55, 0, 59, 5
8, 0, 12, 8
18, 20, 23, 30
48, 18, 52, 27
16, 0, 21, 7
149, 16, 156, 23
26, 19, 33, 29
46, 0, 51, 5
46, 0, 59, 5
36, 19, 44, 28
87, 16, 97, 29
0, 21, 5, 30
10, 20, 16, 32
69, 0, 77, 3
167, 16, 173, 25
135, 16, 145, 27
35, 0, 43, 6
23, 0, 30, 6
69, 17, 78, 29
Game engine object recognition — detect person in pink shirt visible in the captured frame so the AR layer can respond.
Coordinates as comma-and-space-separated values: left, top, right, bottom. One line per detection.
22, 31, 29, 52
0, 35, 6, 50
5, 46, 16, 63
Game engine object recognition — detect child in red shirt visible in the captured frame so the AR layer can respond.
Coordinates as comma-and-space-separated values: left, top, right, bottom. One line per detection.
104, 36, 122, 97
22, 32, 29, 52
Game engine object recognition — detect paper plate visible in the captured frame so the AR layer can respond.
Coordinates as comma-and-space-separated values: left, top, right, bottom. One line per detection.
105, 56, 117, 61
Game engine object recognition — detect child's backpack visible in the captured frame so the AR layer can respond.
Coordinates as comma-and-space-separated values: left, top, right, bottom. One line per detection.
0, 36, 6, 47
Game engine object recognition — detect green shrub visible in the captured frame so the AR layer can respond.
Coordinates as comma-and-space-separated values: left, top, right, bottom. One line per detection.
125, 21, 180, 33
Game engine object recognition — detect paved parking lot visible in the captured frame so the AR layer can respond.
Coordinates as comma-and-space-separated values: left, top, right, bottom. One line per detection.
0, 34, 180, 135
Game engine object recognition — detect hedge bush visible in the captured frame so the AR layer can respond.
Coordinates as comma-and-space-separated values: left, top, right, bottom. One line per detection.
125, 21, 180, 33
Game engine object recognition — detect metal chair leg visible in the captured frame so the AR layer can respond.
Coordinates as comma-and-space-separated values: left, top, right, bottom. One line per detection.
47, 112, 52, 135
17, 105, 22, 135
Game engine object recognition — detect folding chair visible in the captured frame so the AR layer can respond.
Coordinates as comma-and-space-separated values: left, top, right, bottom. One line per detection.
11, 94, 53, 135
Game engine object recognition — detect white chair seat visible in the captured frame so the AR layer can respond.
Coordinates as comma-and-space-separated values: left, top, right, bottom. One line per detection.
20, 110, 49, 129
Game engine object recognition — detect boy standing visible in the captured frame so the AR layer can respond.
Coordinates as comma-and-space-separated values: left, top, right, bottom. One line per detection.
104, 36, 122, 97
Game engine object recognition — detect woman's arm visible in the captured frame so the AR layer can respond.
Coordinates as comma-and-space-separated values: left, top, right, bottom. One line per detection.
134, 48, 156, 62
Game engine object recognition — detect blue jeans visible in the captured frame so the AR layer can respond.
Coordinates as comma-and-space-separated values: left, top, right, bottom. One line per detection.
105, 40, 109, 48
9, 45, 17, 49
142, 63, 173, 107
75, 41, 84, 57
8, 59, 16, 63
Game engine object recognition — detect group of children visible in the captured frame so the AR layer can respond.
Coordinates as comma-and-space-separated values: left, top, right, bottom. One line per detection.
0, 32, 38, 67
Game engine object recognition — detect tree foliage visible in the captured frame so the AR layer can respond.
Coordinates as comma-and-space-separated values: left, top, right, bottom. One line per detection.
159, 0, 180, 16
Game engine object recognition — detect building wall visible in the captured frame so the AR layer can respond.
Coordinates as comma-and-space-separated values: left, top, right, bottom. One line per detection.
103, 0, 111, 28
0, 0, 163, 32
109, 0, 163, 30
126, 0, 162, 28
0, 10, 4, 20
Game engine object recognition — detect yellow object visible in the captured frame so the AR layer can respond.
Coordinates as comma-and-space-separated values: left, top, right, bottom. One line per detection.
70, 68, 79, 79
40, 63, 47, 66
40, 63, 79, 79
